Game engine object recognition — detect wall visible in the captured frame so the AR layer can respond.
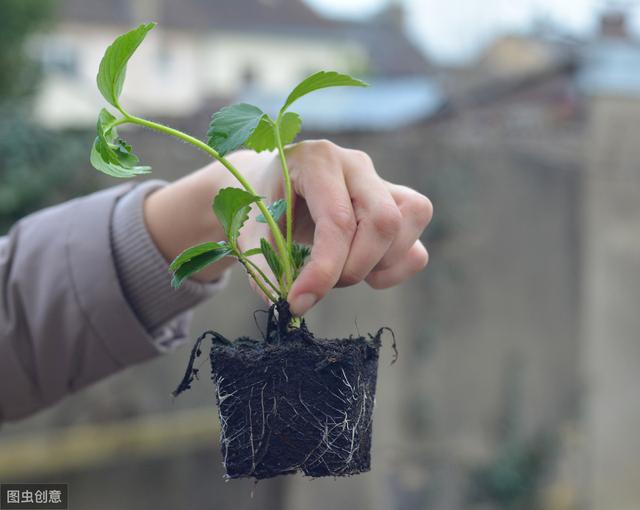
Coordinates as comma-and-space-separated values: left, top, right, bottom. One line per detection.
583, 94, 640, 510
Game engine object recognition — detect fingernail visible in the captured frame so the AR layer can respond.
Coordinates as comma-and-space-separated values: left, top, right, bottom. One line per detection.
291, 293, 317, 315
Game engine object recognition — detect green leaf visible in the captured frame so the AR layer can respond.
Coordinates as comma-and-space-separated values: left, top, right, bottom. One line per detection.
171, 254, 232, 289
260, 238, 282, 282
256, 199, 286, 224
212, 187, 261, 242
90, 108, 150, 178
207, 103, 266, 156
281, 71, 368, 113
291, 242, 311, 278
245, 112, 301, 153
169, 241, 230, 271
97, 23, 156, 108
170, 241, 232, 288
278, 112, 303, 145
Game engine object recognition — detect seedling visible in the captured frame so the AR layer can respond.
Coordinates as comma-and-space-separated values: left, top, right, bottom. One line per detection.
90, 23, 394, 480
90, 22, 367, 322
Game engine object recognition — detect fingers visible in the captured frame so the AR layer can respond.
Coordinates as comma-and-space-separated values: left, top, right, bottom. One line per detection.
336, 150, 402, 287
284, 140, 433, 316
375, 183, 433, 271
365, 241, 429, 289
288, 143, 356, 315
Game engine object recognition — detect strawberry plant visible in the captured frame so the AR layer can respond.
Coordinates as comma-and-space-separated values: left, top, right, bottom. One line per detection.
90, 23, 394, 480
90, 23, 366, 323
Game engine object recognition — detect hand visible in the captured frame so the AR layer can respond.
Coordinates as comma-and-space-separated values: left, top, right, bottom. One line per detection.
235, 140, 433, 315
144, 140, 432, 316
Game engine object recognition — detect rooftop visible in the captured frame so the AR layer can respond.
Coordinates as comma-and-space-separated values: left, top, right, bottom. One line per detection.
56, 0, 340, 32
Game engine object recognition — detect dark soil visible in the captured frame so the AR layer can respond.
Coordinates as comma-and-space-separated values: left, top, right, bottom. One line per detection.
173, 301, 395, 480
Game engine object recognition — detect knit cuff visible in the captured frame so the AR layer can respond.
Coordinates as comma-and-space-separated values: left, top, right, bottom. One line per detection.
110, 180, 231, 340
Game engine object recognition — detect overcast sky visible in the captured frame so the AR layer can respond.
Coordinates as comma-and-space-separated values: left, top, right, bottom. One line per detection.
306, 0, 640, 63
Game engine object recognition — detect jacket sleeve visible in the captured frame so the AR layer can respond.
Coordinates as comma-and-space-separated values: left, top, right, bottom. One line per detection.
0, 182, 229, 423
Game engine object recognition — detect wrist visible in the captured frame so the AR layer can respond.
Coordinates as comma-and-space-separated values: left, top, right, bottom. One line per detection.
143, 151, 278, 284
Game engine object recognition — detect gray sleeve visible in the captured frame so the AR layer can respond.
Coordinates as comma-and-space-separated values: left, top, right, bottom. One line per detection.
0, 183, 229, 423
110, 180, 230, 351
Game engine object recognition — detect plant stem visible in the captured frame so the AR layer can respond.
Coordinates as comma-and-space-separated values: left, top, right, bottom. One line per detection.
105, 117, 129, 133
122, 113, 294, 293
288, 316, 302, 329
273, 115, 294, 254
238, 259, 278, 303
124, 115, 252, 193
242, 256, 281, 295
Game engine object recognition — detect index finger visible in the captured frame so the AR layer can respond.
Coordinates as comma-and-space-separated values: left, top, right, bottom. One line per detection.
287, 160, 356, 316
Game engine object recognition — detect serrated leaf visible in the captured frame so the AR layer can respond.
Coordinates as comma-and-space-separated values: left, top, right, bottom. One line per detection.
97, 108, 117, 137
291, 242, 311, 278
90, 108, 150, 178
170, 242, 232, 288
281, 71, 368, 113
212, 187, 261, 242
97, 23, 156, 107
260, 238, 282, 282
245, 112, 301, 153
278, 111, 302, 145
207, 103, 266, 156
169, 241, 230, 271
256, 199, 286, 224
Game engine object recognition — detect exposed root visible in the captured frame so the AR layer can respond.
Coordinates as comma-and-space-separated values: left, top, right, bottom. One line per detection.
171, 330, 230, 397
372, 326, 398, 364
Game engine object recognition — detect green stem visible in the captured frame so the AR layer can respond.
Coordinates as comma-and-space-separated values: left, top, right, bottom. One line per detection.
242, 256, 281, 295
124, 114, 253, 191
273, 115, 294, 254
122, 113, 294, 293
238, 259, 277, 303
104, 116, 129, 133
289, 316, 302, 329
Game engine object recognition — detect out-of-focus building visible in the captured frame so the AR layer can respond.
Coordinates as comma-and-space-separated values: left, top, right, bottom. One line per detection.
32, 0, 440, 128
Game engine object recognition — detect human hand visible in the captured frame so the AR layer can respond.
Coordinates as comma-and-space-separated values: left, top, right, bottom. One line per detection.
144, 140, 432, 316
234, 140, 433, 315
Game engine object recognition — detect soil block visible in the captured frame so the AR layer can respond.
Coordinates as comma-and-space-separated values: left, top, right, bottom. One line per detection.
173, 301, 395, 480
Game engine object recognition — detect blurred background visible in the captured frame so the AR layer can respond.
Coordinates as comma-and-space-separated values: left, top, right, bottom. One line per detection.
1, 0, 639, 508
